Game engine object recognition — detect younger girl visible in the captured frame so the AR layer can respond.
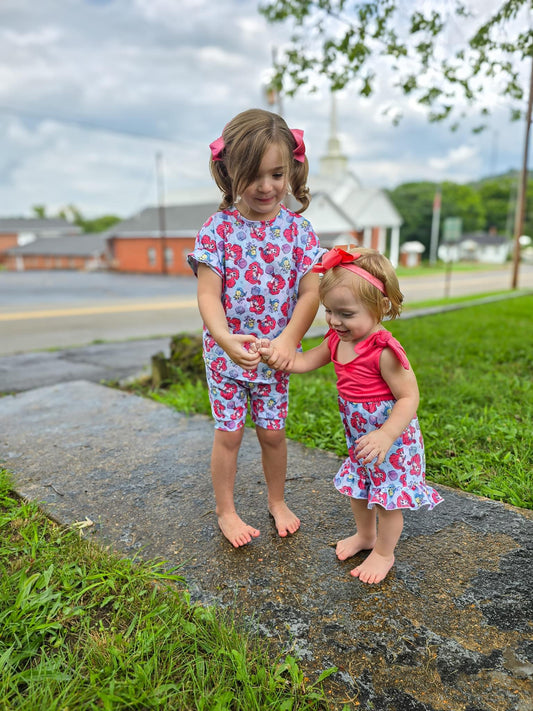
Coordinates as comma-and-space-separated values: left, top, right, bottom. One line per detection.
188, 109, 322, 548
258, 246, 443, 583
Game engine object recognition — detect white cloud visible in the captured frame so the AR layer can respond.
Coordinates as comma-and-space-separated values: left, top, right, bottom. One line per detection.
429, 145, 478, 172
0, 0, 525, 218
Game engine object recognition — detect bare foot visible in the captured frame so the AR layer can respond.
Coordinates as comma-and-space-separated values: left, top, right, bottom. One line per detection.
350, 550, 395, 584
336, 533, 376, 561
269, 501, 300, 538
217, 512, 260, 548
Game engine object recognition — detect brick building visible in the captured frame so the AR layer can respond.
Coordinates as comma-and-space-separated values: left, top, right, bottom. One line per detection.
0, 217, 81, 265
3, 233, 108, 271
107, 203, 218, 275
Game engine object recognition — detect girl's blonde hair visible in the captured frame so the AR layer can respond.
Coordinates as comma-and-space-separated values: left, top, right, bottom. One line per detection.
319, 246, 404, 321
209, 108, 310, 212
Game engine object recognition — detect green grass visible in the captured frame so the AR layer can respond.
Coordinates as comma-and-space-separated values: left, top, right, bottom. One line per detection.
2, 293, 530, 709
148, 294, 533, 510
0, 471, 335, 710
402, 289, 516, 310
394, 261, 510, 278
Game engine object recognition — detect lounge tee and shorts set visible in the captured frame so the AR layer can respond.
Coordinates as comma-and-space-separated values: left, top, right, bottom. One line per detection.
188, 205, 321, 432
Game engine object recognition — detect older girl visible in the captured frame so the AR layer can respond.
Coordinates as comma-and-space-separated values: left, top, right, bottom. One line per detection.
188, 109, 322, 548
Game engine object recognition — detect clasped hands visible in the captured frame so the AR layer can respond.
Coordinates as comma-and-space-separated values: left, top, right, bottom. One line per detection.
250, 336, 294, 371
222, 333, 292, 371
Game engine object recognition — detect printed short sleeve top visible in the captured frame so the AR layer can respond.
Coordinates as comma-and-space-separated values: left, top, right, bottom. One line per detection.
188, 205, 322, 382
327, 328, 410, 402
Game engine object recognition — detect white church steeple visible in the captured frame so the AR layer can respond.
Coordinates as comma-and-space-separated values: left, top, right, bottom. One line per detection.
319, 92, 349, 178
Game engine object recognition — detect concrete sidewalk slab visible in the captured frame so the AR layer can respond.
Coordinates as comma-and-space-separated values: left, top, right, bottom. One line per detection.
0, 380, 532, 710
0, 338, 170, 393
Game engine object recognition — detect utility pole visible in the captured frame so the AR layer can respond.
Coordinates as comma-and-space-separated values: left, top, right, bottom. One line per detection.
155, 151, 167, 276
511, 52, 533, 290
429, 186, 441, 266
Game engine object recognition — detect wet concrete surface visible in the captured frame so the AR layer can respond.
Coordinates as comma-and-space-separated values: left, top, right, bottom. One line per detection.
1, 379, 532, 710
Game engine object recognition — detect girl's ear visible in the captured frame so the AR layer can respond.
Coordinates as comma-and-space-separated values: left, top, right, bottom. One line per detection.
382, 298, 392, 315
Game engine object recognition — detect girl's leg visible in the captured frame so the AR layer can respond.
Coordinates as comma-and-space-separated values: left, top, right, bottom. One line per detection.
211, 427, 260, 548
350, 508, 404, 584
336, 497, 377, 561
255, 426, 300, 537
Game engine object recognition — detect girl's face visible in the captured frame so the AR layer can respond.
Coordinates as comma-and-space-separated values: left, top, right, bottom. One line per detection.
238, 143, 288, 221
323, 284, 379, 344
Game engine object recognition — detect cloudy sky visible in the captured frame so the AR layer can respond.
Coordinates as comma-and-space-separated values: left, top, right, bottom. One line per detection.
0, 0, 529, 219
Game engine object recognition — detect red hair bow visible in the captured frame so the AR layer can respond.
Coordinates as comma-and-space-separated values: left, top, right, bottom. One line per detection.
312, 247, 359, 273
312, 247, 386, 294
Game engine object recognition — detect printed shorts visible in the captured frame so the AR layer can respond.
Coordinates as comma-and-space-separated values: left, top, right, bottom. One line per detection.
205, 366, 289, 431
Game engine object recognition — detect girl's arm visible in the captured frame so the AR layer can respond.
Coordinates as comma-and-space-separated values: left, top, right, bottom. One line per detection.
354, 348, 420, 465
266, 270, 320, 371
257, 338, 330, 373
196, 263, 261, 370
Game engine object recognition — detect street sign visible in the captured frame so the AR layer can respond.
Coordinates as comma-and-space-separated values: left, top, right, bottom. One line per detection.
443, 217, 462, 243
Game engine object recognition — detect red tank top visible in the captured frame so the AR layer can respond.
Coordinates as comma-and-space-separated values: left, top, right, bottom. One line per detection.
327, 328, 410, 402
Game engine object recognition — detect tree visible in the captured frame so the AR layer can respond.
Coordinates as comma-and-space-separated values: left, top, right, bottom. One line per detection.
32, 203, 121, 234
260, 0, 531, 127
57, 204, 121, 233
477, 170, 533, 239
78, 214, 121, 233
475, 173, 517, 234
32, 205, 47, 219
387, 182, 436, 248
260, 1, 532, 283
388, 180, 485, 254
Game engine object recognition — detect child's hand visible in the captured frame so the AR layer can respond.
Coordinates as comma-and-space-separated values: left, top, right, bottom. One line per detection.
355, 430, 395, 466
254, 338, 273, 361
249, 338, 270, 356
220, 334, 262, 370
264, 334, 296, 371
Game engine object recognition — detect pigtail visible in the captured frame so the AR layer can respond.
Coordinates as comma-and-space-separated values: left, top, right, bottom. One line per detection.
290, 158, 311, 212
209, 158, 235, 211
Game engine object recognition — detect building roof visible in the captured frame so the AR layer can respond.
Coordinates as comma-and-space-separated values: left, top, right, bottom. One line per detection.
339, 187, 403, 229
5, 233, 107, 256
460, 232, 511, 246
0, 217, 81, 235
296, 191, 355, 235
110, 203, 219, 237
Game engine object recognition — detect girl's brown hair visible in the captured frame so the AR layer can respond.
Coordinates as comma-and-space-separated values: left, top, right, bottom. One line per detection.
209, 108, 310, 212
319, 246, 404, 321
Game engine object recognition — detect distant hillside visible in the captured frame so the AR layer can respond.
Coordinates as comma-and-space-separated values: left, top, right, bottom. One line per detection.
387, 171, 532, 253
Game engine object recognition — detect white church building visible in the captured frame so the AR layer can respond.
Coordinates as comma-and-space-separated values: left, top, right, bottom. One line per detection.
291, 97, 403, 266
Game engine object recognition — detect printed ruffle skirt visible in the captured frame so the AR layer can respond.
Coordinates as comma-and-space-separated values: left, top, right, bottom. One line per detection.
333, 397, 443, 511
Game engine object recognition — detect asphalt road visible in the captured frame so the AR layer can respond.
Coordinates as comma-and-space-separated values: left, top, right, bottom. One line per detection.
1, 264, 532, 356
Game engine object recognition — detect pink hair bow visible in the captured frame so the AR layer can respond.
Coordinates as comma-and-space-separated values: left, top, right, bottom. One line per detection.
209, 136, 225, 162
290, 128, 306, 163
313, 247, 386, 294
209, 127, 306, 163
